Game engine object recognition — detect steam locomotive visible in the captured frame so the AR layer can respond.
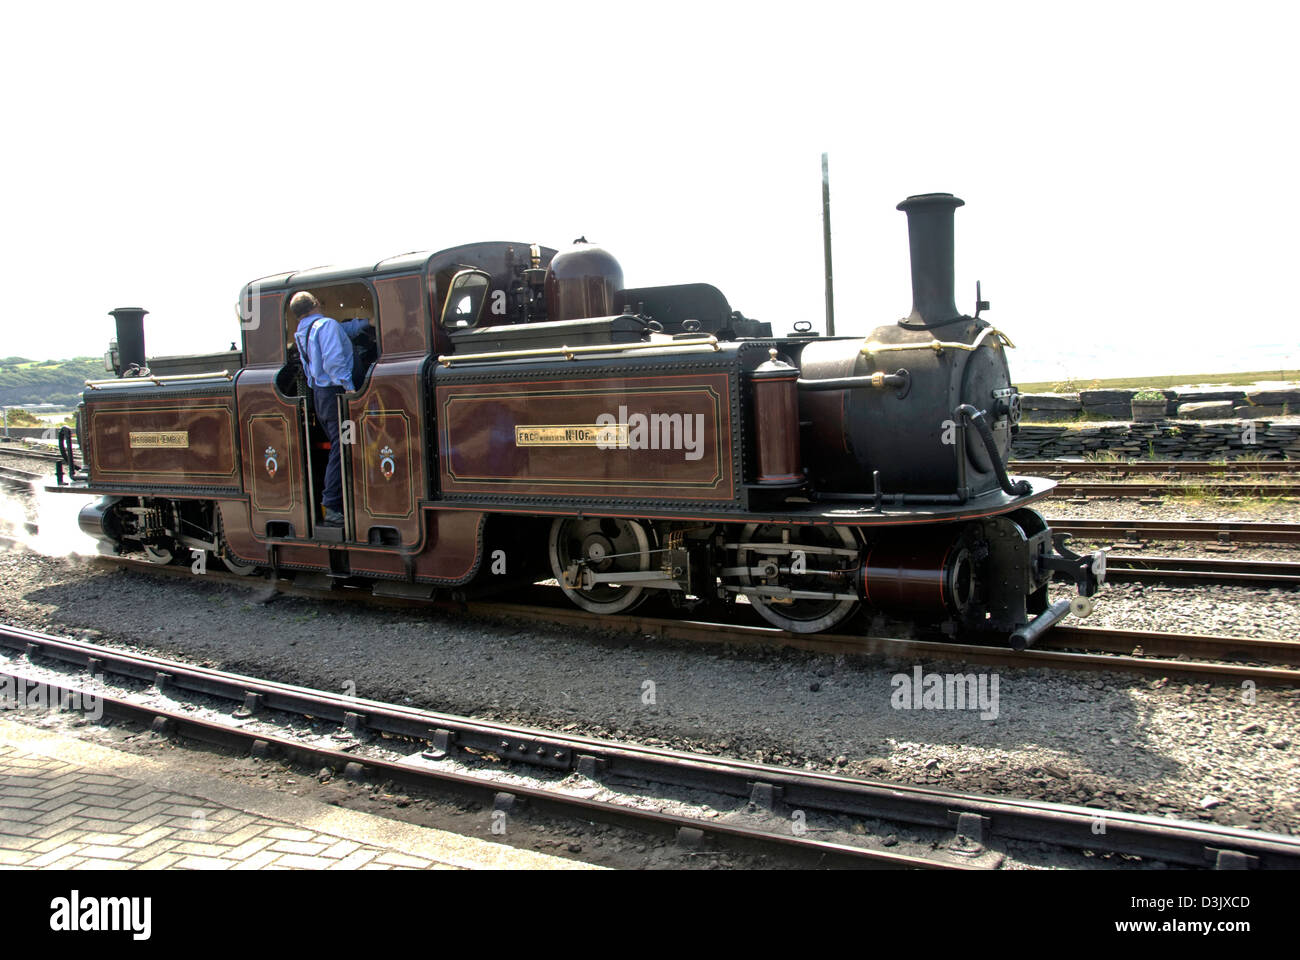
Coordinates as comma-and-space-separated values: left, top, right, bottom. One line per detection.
51, 192, 1105, 649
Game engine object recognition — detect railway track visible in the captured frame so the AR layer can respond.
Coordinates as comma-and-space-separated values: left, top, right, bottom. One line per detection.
1049, 480, 1300, 498
0, 464, 44, 489
1010, 459, 1300, 499
1046, 517, 1300, 545
93, 556, 1300, 685
0, 462, 42, 548
3, 620, 1296, 869
486, 603, 1300, 685
1012, 459, 1300, 476
0, 442, 69, 472
1044, 624, 1299, 668
1105, 554, 1300, 587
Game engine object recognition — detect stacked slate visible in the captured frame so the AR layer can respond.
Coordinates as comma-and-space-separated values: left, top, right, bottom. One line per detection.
1170, 387, 1246, 419
1178, 400, 1237, 419
1018, 386, 1299, 424
1078, 389, 1134, 420
1010, 419, 1299, 460
1018, 393, 1082, 422
1261, 421, 1300, 459
1170, 387, 1247, 405
1243, 387, 1300, 413
1236, 405, 1287, 419
1237, 387, 1300, 421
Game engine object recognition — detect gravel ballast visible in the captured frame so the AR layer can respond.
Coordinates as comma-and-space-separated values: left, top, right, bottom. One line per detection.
1, 543, 1296, 838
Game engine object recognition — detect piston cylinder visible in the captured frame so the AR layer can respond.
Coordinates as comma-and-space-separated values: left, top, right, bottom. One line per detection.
859, 530, 974, 616
78, 497, 122, 544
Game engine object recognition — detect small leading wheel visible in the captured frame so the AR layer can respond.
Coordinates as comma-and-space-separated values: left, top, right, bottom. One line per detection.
733, 523, 861, 633
549, 517, 653, 614
142, 543, 173, 565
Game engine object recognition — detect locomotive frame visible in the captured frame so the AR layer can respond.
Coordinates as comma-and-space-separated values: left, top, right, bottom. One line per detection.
51, 194, 1105, 648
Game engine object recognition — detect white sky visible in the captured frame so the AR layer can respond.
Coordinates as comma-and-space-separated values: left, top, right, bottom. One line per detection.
3, 0, 1296, 383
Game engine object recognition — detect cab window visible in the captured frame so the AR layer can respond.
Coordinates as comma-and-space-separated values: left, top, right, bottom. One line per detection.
440, 270, 491, 330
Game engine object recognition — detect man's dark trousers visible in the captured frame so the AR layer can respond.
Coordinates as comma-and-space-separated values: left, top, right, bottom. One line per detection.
313, 384, 345, 512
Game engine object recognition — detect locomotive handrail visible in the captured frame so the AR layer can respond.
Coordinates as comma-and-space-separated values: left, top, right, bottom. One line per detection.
85, 370, 234, 389
860, 325, 1014, 357
437, 335, 721, 367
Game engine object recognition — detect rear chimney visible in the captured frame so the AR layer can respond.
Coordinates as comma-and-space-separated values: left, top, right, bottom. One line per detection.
896, 193, 963, 329
109, 307, 148, 375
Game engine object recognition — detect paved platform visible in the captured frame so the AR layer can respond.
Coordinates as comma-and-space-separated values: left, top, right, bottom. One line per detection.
0, 718, 594, 870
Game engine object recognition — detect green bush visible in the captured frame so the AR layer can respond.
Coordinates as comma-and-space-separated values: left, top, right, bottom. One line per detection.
1, 408, 42, 426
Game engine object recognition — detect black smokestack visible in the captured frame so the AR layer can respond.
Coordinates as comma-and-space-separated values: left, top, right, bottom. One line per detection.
109, 307, 148, 375
896, 193, 964, 329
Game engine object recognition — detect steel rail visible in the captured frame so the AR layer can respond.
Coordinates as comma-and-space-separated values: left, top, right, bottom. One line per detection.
1012, 460, 1300, 476
0, 661, 946, 870
0, 464, 43, 488
515, 605, 1300, 683
1046, 518, 1300, 545
1104, 554, 1300, 587
1, 623, 1296, 868
1044, 625, 1300, 664
1050, 481, 1300, 498
92, 557, 1300, 683
0, 444, 67, 463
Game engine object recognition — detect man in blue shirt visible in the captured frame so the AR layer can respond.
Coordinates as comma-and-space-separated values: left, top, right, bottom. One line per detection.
289, 291, 369, 527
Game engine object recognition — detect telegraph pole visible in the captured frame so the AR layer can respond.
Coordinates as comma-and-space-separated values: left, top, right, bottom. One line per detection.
821, 152, 835, 336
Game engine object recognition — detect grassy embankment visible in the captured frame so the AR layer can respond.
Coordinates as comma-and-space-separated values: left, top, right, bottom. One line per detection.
0, 357, 102, 409
1014, 372, 1297, 504
1017, 369, 1294, 393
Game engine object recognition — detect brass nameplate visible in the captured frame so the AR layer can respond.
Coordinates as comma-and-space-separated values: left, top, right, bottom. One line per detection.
129, 431, 190, 449
515, 424, 628, 447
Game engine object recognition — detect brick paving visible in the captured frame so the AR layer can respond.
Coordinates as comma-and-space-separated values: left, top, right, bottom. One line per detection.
0, 720, 593, 870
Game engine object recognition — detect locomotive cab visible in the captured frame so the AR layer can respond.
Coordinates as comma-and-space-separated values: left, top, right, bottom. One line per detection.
440, 238, 773, 356
278, 278, 380, 393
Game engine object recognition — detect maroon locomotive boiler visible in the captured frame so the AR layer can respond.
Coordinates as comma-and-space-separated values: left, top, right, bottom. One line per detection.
53, 194, 1105, 648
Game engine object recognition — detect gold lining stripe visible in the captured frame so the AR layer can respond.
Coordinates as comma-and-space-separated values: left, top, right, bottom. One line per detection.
359, 409, 415, 521
89, 403, 238, 480
439, 383, 727, 489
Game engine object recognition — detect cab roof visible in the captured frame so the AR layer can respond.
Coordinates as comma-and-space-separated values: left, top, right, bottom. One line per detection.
243, 242, 553, 292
